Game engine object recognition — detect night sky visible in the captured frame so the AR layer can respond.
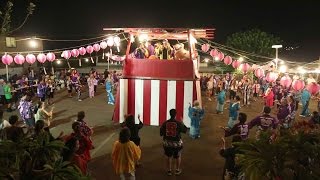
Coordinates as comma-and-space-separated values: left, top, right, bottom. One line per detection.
17, 0, 320, 61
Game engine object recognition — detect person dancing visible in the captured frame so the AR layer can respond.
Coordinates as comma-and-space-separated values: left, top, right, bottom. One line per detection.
87, 74, 95, 98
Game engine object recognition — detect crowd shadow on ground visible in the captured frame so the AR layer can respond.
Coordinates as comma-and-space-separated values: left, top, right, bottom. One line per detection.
50, 114, 77, 128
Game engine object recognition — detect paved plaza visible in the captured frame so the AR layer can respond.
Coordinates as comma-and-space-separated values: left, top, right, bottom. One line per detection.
3, 86, 316, 180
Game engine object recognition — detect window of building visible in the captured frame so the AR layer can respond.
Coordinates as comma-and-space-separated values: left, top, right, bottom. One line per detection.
5, 37, 16, 48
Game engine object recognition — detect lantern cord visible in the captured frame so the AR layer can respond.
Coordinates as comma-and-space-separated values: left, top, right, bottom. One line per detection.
0, 32, 126, 54
200, 39, 315, 65
197, 39, 318, 68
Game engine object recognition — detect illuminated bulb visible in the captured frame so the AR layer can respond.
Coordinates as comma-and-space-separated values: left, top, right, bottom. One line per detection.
130, 34, 135, 42
29, 39, 38, 48
239, 57, 244, 62
190, 34, 197, 44
138, 34, 148, 42
56, 60, 61, 64
85, 58, 89, 62
107, 36, 114, 47
204, 58, 209, 63
279, 65, 287, 73
113, 36, 121, 52
113, 36, 120, 45
214, 56, 219, 61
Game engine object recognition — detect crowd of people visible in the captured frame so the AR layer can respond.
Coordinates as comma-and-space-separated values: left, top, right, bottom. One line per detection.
0, 67, 122, 177
200, 73, 320, 179
2, 65, 320, 179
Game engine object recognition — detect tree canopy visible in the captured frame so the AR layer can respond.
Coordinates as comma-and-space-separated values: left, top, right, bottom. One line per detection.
226, 29, 282, 62
0, 0, 36, 35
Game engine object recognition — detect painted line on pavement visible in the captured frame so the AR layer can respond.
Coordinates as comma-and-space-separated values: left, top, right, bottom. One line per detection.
91, 132, 116, 157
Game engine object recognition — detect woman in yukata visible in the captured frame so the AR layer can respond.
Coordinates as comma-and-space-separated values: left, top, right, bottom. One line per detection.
87, 73, 95, 98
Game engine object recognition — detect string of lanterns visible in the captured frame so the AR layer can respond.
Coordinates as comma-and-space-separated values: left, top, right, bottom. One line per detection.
198, 41, 320, 93
1, 35, 124, 67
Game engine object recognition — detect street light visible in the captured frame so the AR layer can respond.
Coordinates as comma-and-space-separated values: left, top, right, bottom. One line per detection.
272, 45, 282, 70
29, 38, 38, 48
279, 65, 287, 73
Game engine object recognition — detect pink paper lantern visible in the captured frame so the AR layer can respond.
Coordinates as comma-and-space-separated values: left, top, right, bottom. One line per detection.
210, 49, 219, 57
71, 49, 80, 57
307, 82, 320, 95
201, 44, 210, 52
14, 54, 25, 65
26, 54, 36, 64
100, 41, 108, 49
292, 80, 305, 91
37, 53, 47, 63
79, 47, 86, 56
61, 50, 71, 59
2, 54, 14, 65
280, 75, 292, 88
218, 52, 225, 61
223, 56, 232, 65
266, 72, 279, 83
232, 60, 241, 69
254, 68, 264, 78
240, 63, 251, 73
107, 37, 114, 47
93, 44, 101, 52
46, 52, 56, 62
86, 45, 94, 54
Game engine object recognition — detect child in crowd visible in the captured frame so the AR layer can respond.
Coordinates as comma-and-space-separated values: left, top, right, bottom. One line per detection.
112, 128, 141, 180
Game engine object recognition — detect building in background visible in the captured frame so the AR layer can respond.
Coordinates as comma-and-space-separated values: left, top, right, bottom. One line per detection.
0, 36, 43, 77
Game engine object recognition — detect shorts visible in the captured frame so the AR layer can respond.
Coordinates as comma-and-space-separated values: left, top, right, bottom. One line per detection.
5, 98, 12, 104
163, 146, 183, 158
0, 95, 5, 104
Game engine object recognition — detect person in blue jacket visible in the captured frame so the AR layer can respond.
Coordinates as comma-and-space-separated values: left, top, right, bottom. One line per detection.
105, 74, 115, 105
216, 88, 226, 114
300, 88, 311, 117
188, 101, 204, 139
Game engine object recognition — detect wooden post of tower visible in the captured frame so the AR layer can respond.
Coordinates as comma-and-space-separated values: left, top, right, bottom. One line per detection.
317, 57, 320, 81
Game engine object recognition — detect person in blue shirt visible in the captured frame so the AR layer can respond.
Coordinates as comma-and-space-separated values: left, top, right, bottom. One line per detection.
188, 101, 204, 139
105, 74, 115, 105
300, 88, 311, 117
227, 96, 241, 128
216, 88, 226, 114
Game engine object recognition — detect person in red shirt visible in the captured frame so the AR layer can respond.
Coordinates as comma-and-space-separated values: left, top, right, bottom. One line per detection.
160, 109, 187, 176
63, 137, 88, 175
65, 122, 93, 162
